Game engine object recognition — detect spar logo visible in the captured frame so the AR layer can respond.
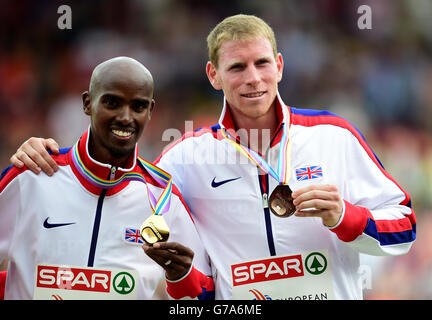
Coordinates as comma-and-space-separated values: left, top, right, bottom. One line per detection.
37, 265, 111, 292
231, 252, 329, 286
305, 252, 327, 275
231, 254, 304, 286
113, 272, 135, 294
36, 265, 135, 294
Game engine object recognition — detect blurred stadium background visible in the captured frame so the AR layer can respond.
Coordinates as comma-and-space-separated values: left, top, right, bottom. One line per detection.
1, 0, 431, 299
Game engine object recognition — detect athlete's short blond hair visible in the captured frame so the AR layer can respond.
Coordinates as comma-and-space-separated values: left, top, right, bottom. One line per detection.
206, 14, 278, 68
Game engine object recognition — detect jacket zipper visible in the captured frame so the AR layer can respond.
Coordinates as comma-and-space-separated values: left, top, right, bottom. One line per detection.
87, 166, 116, 267
110, 166, 117, 180
262, 193, 269, 208
258, 124, 284, 257
259, 170, 276, 256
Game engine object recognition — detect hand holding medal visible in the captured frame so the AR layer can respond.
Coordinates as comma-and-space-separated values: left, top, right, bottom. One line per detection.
291, 184, 344, 227
142, 241, 194, 280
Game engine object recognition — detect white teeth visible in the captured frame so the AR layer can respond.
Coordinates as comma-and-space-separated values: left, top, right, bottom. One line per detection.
243, 92, 264, 98
112, 129, 132, 137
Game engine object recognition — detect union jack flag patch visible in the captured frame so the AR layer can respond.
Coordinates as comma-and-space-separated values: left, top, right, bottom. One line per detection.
295, 166, 323, 181
124, 227, 144, 244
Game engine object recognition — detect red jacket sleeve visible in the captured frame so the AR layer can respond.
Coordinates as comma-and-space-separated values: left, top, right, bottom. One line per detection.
0, 271, 7, 300
166, 266, 214, 300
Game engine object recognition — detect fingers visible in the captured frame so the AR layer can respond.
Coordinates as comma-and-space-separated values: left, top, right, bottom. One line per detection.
294, 208, 325, 217
12, 138, 60, 176
10, 154, 25, 169
144, 246, 187, 271
291, 184, 343, 227
143, 242, 194, 280
292, 184, 341, 211
11, 150, 41, 174
152, 242, 195, 257
45, 138, 60, 155
294, 195, 340, 212
144, 242, 194, 264
292, 184, 339, 198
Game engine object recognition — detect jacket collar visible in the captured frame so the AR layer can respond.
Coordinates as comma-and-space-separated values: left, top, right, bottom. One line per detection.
218, 91, 291, 148
69, 127, 138, 195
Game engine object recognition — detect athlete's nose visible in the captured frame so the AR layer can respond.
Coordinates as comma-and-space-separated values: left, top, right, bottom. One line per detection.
245, 65, 260, 86
116, 105, 133, 125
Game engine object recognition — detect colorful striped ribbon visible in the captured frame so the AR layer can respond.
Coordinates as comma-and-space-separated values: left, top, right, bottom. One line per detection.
71, 143, 172, 216
220, 110, 292, 185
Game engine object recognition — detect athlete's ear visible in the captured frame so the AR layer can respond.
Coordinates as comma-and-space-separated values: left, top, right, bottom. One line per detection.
148, 99, 155, 120
276, 53, 284, 83
206, 61, 222, 90
82, 91, 92, 116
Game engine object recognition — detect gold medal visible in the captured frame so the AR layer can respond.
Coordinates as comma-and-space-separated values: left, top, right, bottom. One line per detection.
140, 215, 170, 244
269, 185, 296, 218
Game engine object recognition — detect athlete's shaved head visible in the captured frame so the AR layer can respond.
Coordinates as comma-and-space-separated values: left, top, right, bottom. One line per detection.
82, 56, 155, 167
88, 56, 154, 99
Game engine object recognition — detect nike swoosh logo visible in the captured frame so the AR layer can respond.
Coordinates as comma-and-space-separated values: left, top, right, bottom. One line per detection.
43, 217, 76, 229
211, 177, 241, 188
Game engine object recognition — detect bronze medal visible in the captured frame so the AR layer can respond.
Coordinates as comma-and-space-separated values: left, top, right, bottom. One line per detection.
140, 215, 170, 244
269, 184, 295, 218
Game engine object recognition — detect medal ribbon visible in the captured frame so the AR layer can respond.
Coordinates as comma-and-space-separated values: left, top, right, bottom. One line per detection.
220, 108, 292, 185
71, 143, 172, 216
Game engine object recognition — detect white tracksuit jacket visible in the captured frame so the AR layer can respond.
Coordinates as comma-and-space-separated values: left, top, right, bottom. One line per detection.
155, 94, 416, 300
0, 129, 213, 300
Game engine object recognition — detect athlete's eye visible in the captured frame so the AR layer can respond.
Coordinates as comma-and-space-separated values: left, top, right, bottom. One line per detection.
132, 101, 149, 113
102, 95, 120, 108
256, 59, 270, 66
228, 63, 244, 71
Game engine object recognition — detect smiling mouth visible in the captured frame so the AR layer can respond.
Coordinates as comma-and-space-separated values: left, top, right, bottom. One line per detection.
111, 129, 134, 138
241, 91, 266, 98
